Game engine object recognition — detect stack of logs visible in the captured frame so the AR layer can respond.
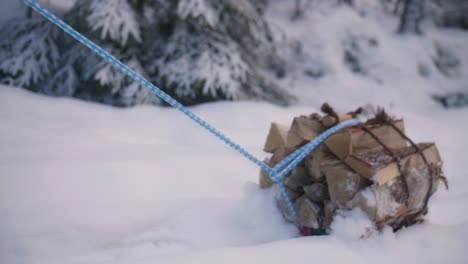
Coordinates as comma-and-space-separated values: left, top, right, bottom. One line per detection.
260, 104, 447, 235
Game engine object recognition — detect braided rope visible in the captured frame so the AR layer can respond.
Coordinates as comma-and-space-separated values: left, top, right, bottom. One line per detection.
273, 119, 361, 179
22, 0, 362, 220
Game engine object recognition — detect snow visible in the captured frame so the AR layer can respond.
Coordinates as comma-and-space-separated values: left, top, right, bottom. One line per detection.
177, 0, 218, 27
1, 81, 467, 263
87, 0, 141, 45
269, 1, 468, 113
361, 187, 377, 207
1, 1, 468, 263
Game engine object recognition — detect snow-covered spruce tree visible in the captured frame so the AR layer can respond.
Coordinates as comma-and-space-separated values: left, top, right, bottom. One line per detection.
0, 0, 156, 105
140, 0, 294, 105
0, 15, 60, 92
1, 0, 293, 106
57, 0, 160, 106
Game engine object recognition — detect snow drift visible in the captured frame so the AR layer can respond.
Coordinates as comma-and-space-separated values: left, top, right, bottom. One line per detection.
0, 84, 467, 263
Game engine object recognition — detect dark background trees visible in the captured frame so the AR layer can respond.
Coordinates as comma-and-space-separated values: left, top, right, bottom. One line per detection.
1, 0, 467, 107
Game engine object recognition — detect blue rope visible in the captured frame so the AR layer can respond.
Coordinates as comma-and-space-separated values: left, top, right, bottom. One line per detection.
22, 0, 361, 220
273, 118, 361, 180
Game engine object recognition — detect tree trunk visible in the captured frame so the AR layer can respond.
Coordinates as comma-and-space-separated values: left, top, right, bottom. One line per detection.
398, 0, 425, 34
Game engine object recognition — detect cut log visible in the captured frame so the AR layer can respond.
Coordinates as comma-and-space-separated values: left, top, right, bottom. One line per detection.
270, 146, 295, 165
304, 183, 329, 201
347, 187, 377, 221
294, 196, 322, 228
374, 176, 409, 226
321, 114, 353, 128
402, 160, 431, 215
304, 145, 326, 181
344, 143, 441, 186
322, 159, 362, 207
325, 120, 407, 161
286, 117, 324, 148
283, 166, 311, 192
259, 158, 275, 189
323, 200, 337, 229
263, 122, 289, 153
402, 150, 442, 215
275, 186, 301, 222
347, 175, 409, 227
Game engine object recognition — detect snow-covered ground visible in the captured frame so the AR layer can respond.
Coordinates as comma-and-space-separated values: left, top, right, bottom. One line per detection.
2, 1, 468, 263
1, 84, 467, 264
269, 1, 468, 112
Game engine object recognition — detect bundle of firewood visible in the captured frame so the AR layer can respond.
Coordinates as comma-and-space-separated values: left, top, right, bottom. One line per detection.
260, 104, 447, 235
